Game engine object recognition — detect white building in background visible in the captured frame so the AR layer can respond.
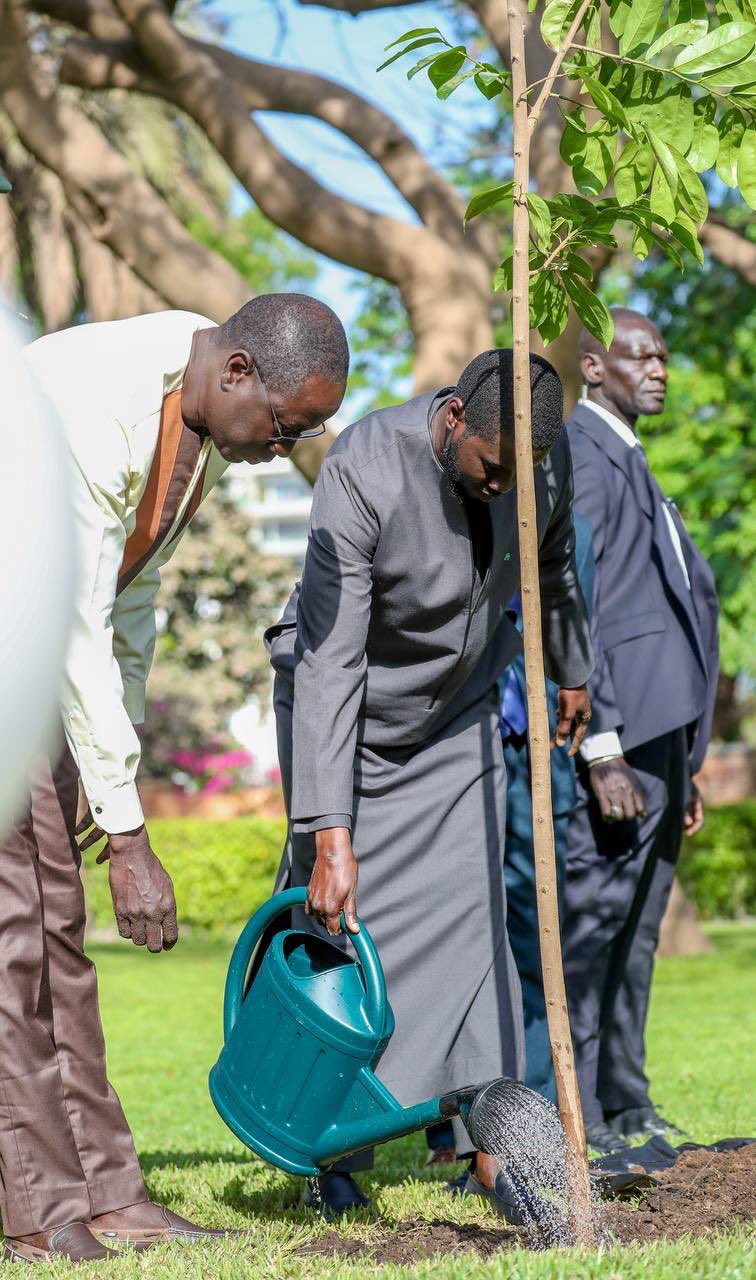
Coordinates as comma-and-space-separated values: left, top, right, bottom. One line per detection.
228, 454, 313, 565
225, 450, 324, 780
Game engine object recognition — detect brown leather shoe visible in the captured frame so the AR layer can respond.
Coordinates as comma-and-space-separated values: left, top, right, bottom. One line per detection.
3, 1222, 120, 1263
90, 1203, 245, 1247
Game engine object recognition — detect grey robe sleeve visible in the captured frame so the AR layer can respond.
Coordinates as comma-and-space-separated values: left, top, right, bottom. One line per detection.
538, 433, 594, 688
290, 457, 377, 833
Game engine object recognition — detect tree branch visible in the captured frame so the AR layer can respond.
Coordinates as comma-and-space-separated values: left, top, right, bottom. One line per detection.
58, 32, 483, 252
699, 217, 756, 287
528, 0, 593, 134
84, 1, 467, 284
0, 0, 252, 318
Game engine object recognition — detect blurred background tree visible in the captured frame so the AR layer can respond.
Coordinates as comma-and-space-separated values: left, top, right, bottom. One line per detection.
138, 490, 293, 781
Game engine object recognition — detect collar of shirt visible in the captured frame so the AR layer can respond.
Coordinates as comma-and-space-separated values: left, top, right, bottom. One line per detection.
578, 396, 639, 450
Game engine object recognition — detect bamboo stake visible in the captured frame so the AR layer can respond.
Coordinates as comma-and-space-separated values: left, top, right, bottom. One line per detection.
507, 0, 594, 1243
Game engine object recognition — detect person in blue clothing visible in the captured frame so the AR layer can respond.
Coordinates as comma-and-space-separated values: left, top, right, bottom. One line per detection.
427, 513, 594, 1165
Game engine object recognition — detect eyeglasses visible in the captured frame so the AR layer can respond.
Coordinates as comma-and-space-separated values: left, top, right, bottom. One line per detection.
254, 362, 327, 445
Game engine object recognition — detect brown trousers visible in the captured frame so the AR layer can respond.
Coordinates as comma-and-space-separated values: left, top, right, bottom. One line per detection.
0, 748, 146, 1235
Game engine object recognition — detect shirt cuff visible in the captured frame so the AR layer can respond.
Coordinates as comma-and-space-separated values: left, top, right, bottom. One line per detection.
291, 813, 352, 835
87, 782, 145, 835
579, 730, 623, 764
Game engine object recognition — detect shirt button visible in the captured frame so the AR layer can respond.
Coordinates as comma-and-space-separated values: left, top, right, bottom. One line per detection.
95, 806, 103, 815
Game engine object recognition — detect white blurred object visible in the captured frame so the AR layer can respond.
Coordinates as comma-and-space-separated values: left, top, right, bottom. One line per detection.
0, 304, 75, 834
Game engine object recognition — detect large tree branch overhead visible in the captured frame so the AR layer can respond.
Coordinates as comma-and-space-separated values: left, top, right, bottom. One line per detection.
699, 218, 756, 287
0, 2, 252, 318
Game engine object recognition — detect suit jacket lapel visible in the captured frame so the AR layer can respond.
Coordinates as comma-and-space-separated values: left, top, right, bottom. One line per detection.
574, 405, 711, 677
570, 404, 654, 517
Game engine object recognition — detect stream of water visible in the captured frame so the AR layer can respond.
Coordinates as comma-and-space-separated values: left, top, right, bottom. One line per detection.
467, 1078, 607, 1248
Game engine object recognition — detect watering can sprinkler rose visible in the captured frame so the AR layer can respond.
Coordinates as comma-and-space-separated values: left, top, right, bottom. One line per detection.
209, 887, 511, 1173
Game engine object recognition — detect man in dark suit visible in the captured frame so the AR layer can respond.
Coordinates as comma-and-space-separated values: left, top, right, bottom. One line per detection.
562, 309, 719, 1155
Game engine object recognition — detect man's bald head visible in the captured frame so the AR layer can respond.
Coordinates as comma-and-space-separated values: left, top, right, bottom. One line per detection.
579, 307, 668, 427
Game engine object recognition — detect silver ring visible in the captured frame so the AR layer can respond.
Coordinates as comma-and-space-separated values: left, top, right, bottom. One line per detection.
609, 804, 623, 820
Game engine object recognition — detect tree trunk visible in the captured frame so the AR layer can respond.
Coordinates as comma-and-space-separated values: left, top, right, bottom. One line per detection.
656, 878, 713, 958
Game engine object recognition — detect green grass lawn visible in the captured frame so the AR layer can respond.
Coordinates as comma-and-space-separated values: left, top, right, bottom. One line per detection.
5, 924, 754, 1278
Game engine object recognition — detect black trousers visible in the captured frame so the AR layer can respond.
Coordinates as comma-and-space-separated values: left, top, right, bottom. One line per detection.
562, 729, 688, 1127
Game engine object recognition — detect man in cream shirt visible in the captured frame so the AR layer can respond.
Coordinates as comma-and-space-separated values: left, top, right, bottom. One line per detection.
1, 296, 348, 1263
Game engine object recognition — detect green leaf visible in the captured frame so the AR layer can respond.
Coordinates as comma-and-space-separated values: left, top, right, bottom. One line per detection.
563, 275, 614, 347
427, 47, 466, 89
464, 181, 515, 223
614, 140, 654, 203
686, 96, 720, 172
668, 210, 705, 264
541, 0, 580, 51
645, 128, 679, 197
377, 37, 444, 72
548, 193, 598, 225
473, 70, 509, 99
575, 69, 629, 126
716, 109, 747, 187
534, 275, 569, 345
646, 20, 708, 59
668, 145, 709, 222
737, 126, 756, 209
563, 252, 593, 281
650, 163, 677, 222
494, 258, 513, 292
407, 51, 449, 80
527, 194, 552, 251
624, 72, 694, 152
673, 21, 756, 75
699, 53, 756, 88
383, 27, 441, 51
619, 0, 665, 55
609, 0, 632, 39
562, 121, 615, 196
631, 222, 653, 260
436, 67, 477, 99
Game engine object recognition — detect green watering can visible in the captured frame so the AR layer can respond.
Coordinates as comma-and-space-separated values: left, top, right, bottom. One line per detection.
209, 887, 504, 1174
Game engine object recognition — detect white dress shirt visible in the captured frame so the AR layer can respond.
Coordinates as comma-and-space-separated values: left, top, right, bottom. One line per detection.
577, 397, 691, 763
24, 312, 228, 833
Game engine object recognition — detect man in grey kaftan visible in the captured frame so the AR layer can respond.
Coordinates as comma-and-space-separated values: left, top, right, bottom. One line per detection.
266, 350, 594, 1205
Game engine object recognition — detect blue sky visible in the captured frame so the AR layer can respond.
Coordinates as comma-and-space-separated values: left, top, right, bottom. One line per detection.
217, 0, 494, 325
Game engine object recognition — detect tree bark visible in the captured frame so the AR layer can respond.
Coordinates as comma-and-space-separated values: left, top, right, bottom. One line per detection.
656, 879, 713, 958
509, 0, 592, 1239
0, 8, 253, 320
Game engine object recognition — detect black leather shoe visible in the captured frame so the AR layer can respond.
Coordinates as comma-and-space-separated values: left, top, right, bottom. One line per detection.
607, 1105, 687, 1141
585, 1122, 632, 1155
305, 1172, 370, 1217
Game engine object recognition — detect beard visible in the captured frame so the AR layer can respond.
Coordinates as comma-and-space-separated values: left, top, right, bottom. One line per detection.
442, 438, 467, 503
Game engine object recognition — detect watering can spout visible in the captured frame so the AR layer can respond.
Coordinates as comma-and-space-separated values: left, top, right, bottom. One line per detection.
209, 889, 514, 1174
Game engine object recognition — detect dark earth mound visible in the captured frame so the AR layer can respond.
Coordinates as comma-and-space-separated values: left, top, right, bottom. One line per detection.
298, 1144, 756, 1263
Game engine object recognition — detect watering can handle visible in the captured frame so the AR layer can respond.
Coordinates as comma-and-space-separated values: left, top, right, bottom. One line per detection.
223, 886, 387, 1041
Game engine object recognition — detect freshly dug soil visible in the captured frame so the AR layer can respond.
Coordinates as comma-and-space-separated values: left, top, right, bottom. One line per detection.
298, 1144, 756, 1263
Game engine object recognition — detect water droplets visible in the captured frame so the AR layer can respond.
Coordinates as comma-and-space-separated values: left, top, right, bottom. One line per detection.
467, 1078, 606, 1248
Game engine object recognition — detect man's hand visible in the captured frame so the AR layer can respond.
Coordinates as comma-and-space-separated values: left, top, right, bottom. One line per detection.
77, 813, 178, 952
684, 780, 705, 837
552, 686, 592, 756
589, 759, 647, 824
308, 828, 359, 936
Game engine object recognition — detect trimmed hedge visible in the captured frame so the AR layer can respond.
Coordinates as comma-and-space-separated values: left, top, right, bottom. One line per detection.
83, 816, 287, 933
82, 803, 756, 933
677, 802, 756, 921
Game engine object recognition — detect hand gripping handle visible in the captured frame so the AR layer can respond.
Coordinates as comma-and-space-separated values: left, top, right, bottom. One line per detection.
223, 887, 387, 1040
